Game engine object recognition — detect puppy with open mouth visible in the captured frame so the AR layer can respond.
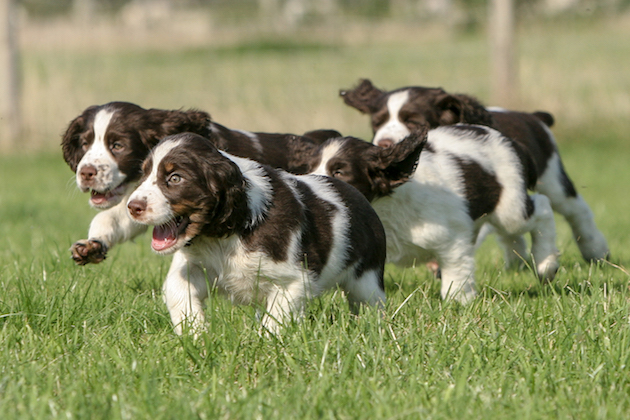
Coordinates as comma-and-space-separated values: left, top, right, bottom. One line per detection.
127, 132, 387, 335
61, 101, 340, 265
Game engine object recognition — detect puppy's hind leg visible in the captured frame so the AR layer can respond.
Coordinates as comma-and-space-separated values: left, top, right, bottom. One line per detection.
494, 193, 559, 281
527, 194, 560, 281
536, 154, 609, 261
492, 191, 560, 282
437, 240, 478, 304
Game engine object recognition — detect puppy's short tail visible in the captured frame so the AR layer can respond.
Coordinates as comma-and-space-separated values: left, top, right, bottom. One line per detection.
533, 111, 554, 127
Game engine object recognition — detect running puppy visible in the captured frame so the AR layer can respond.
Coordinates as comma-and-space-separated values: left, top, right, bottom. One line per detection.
308, 126, 559, 303
127, 133, 386, 334
340, 78, 609, 262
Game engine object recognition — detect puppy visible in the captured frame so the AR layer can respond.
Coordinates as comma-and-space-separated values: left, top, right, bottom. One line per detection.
307, 126, 559, 303
61, 101, 340, 265
126, 133, 387, 334
340, 78, 609, 262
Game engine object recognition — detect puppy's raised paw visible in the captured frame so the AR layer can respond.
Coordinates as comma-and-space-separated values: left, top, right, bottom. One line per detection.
70, 239, 108, 265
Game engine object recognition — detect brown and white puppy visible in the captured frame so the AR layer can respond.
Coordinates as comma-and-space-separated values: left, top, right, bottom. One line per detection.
61, 101, 340, 265
340, 79, 609, 262
126, 133, 386, 334
307, 126, 559, 303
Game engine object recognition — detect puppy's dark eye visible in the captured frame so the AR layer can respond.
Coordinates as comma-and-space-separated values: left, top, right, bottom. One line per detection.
80, 139, 89, 151
331, 167, 345, 178
111, 142, 124, 152
168, 174, 182, 185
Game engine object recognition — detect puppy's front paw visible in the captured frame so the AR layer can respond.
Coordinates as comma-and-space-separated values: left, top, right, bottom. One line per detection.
70, 239, 108, 265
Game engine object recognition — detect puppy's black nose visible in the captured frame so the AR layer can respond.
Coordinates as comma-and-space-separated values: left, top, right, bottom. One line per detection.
127, 199, 147, 217
80, 165, 97, 181
377, 139, 394, 148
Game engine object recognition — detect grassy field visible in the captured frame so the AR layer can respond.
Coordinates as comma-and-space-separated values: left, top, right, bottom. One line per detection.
1, 14, 630, 419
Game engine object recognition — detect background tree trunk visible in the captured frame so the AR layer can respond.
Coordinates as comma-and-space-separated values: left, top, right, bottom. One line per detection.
489, 0, 518, 107
0, 0, 20, 151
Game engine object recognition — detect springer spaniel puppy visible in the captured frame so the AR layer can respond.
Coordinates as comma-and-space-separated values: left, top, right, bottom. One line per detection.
307, 126, 560, 303
61, 101, 340, 266
340, 78, 609, 262
126, 133, 387, 334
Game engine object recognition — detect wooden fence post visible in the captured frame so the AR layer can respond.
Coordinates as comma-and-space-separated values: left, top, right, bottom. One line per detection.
0, 0, 20, 151
489, 0, 518, 107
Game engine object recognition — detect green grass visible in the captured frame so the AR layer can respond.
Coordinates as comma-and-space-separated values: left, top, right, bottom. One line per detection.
2, 15, 630, 420
1, 130, 630, 419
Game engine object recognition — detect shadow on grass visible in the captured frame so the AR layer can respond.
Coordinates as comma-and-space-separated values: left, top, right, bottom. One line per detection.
483, 259, 630, 302
385, 257, 630, 304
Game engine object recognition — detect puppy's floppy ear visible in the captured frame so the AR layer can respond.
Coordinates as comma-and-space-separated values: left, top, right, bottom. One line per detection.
141, 108, 212, 148
286, 135, 320, 175
199, 152, 250, 237
339, 79, 384, 114
436, 93, 494, 126
371, 126, 428, 193
434, 93, 465, 125
160, 109, 211, 136
302, 129, 342, 145
61, 106, 98, 172
454, 94, 494, 126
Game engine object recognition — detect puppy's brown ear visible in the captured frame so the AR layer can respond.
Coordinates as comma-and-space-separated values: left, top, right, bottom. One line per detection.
161, 109, 211, 136
302, 129, 342, 145
455, 94, 494, 126
434, 93, 465, 125
286, 135, 320, 175
339, 79, 384, 114
436, 93, 493, 126
61, 106, 98, 172
369, 127, 428, 195
199, 150, 250, 237
381, 127, 428, 187
141, 109, 212, 148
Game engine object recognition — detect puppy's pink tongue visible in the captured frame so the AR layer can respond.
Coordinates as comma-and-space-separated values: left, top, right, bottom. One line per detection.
152, 224, 178, 251
90, 191, 108, 205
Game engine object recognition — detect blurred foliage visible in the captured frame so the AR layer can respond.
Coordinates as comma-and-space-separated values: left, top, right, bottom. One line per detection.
19, 0, 132, 17
16, 0, 630, 20
19, 0, 73, 17
339, 0, 390, 17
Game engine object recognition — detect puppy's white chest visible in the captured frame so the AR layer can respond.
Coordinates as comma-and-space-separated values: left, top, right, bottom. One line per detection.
185, 238, 303, 306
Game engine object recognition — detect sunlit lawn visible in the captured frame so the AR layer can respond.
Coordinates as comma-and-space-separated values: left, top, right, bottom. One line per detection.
1, 15, 629, 419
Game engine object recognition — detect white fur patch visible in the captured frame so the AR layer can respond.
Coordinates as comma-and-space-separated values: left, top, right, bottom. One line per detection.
220, 152, 273, 228
373, 90, 411, 145
311, 140, 343, 176
75, 109, 126, 193
128, 138, 181, 225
